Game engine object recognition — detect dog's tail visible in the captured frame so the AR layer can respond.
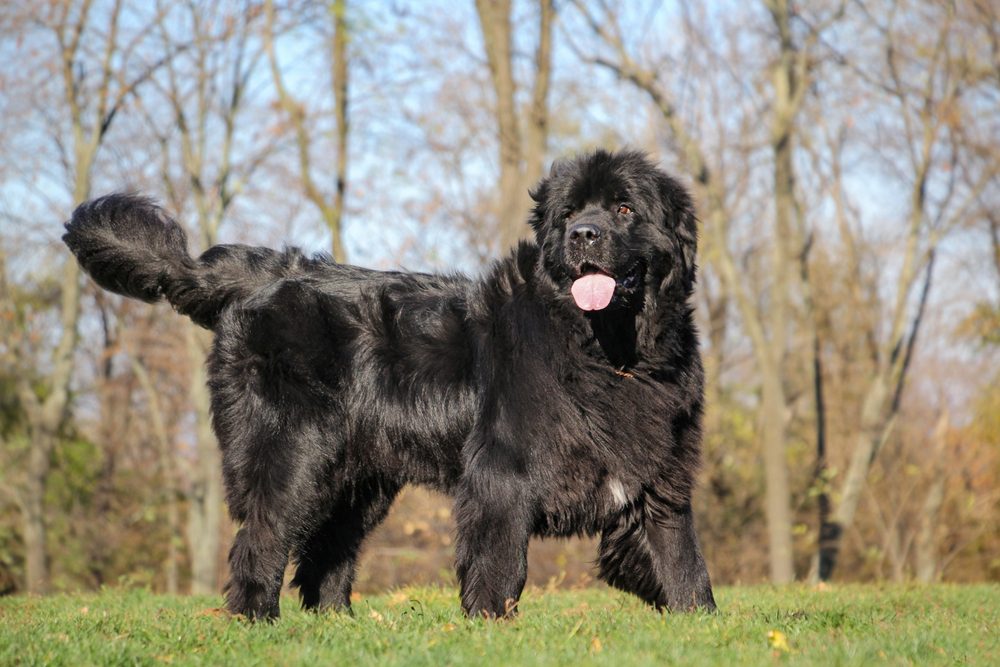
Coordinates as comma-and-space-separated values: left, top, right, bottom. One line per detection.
63, 194, 267, 329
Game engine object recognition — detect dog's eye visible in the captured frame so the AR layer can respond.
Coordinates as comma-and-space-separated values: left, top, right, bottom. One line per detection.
617, 204, 632, 215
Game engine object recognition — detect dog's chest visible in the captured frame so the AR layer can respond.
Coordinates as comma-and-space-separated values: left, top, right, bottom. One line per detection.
522, 371, 682, 535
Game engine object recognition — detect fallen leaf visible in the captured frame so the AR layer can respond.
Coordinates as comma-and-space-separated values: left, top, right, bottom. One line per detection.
195, 608, 230, 618
767, 629, 791, 652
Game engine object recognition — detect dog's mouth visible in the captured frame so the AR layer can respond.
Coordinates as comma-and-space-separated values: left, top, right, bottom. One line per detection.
570, 262, 643, 311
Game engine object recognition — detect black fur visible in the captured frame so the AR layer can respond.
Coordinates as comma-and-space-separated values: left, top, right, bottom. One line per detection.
63, 150, 715, 620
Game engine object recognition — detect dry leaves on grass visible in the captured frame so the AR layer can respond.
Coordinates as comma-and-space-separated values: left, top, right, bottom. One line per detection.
194, 608, 231, 618
767, 629, 791, 653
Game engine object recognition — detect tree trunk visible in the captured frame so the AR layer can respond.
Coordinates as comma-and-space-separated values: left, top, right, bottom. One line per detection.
760, 0, 808, 584
915, 412, 949, 583
808, 331, 837, 584
131, 356, 181, 593
21, 436, 52, 594
186, 325, 223, 595
476, 0, 526, 250
330, 0, 349, 262
826, 375, 889, 571
761, 368, 794, 583
522, 0, 553, 191
915, 479, 946, 583
264, 0, 351, 262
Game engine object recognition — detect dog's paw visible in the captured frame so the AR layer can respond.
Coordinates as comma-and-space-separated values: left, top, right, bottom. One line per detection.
462, 594, 519, 620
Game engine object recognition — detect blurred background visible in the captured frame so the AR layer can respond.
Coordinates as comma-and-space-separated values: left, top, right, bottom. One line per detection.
1, 0, 998, 598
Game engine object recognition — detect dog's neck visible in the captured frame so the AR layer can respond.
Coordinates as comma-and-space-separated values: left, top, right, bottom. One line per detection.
585, 309, 637, 370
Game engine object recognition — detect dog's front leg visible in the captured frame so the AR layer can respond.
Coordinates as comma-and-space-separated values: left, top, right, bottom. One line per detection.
598, 494, 716, 612
642, 497, 716, 611
453, 474, 532, 619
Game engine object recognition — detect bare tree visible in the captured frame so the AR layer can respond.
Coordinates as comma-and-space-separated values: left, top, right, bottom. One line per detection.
0, 0, 171, 593
475, 0, 554, 249
815, 0, 1000, 580
138, 0, 273, 594
763, 0, 847, 583
264, 0, 351, 261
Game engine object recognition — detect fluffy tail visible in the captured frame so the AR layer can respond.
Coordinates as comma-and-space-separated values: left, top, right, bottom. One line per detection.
64, 194, 251, 328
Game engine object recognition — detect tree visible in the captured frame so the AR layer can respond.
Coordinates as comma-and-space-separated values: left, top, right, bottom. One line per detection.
140, 0, 274, 594
475, 0, 554, 249
0, 0, 171, 593
264, 0, 352, 261
755, 0, 847, 583
815, 0, 1000, 580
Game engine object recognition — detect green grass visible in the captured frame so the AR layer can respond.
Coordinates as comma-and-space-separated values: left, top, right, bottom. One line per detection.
1, 584, 997, 665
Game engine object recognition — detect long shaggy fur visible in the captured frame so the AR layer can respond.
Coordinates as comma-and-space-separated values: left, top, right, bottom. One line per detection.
64, 150, 715, 620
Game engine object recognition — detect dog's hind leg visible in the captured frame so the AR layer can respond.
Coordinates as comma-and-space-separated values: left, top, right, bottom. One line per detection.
597, 494, 716, 612
225, 516, 291, 621
212, 289, 355, 621
216, 405, 335, 621
292, 478, 399, 613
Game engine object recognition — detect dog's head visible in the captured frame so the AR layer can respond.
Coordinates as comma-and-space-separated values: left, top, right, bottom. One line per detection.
529, 150, 697, 314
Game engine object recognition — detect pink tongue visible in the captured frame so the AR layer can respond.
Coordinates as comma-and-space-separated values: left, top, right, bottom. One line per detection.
571, 273, 616, 311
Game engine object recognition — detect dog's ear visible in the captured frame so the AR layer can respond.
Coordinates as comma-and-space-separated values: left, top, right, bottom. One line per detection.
529, 158, 572, 232
675, 204, 698, 291
528, 179, 548, 233
548, 157, 572, 179
658, 173, 698, 292
529, 158, 571, 202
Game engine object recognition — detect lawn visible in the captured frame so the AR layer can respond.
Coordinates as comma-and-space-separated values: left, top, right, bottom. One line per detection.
1, 584, 997, 665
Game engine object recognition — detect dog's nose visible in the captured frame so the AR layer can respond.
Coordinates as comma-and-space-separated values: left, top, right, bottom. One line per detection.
568, 222, 602, 245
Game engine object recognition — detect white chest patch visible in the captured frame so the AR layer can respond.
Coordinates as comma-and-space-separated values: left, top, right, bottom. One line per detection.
607, 478, 629, 509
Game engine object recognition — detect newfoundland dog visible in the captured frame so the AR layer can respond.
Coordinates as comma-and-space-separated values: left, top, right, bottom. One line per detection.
64, 149, 715, 620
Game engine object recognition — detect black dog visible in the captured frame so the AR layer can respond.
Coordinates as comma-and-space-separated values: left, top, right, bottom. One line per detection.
64, 150, 715, 620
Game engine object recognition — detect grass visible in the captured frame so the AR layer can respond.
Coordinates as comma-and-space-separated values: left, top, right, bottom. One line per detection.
1, 584, 998, 666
